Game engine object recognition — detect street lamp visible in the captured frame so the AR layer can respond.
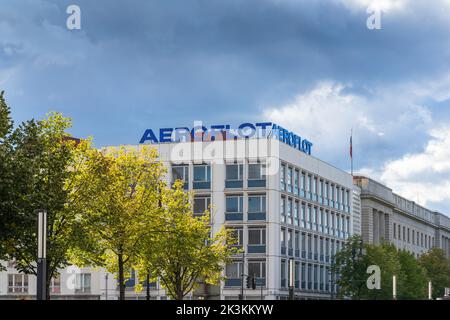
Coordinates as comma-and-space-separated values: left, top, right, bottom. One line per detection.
36, 210, 47, 300
289, 258, 294, 300
392, 275, 397, 300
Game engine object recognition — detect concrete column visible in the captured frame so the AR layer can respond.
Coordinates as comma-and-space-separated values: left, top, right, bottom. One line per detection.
361, 206, 374, 244
373, 210, 379, 245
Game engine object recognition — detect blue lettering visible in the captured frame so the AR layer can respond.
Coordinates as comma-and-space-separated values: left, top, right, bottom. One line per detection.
159, 128, 173, 143
238, 123, 256, 138
139, 129, 158, 144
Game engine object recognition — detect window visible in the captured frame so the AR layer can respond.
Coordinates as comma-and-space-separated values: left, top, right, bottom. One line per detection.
248, 163, 265, 180
172, 165, 189, 183
319, 180, 323, 203
226, 261, 243, 279
8, 274, 28, 293
193, 196, 211, 216
313, 177, 317, 198
226, 164, 243, 181
393, 223, 397, 239
280, 164, 286, 191
306, 175, 311, 199
325, 182, 329, 205
288, 230, 293, 249
50, 275, 61, 294
248, 195, 266, 213
226, 195, 243, 213
301, 233, 306, 256
301, 203, 306, 228
294, 201, 299, 226
281, 196, 286, 223
301, 263, 306, 289
248, 228, 266, 245
228, 227, 243, 246
294, 170, 300, 195
281, 260, 287, 288
307, 205, 312, 229
248, 163, 266, 187
319, 209, 324, 233
295, 232, 300, 253
312, 207, 317, 231
193, 164, 211, 182
287, 167, 293, 193
248, 260, 266, 281
287, 198, 293, 224
326, 211, 330, 234
225, 195, 243, 220
281, 228, 286, 250
75, 273, 91, 293
330, 184, 335, 207
300, 172, 306, 197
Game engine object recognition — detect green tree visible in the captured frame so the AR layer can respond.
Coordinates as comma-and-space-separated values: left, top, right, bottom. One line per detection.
360, 243, 402, 300
2, 110, 83, 298
419, 248, 450, 299
397, 249, 427, 299
0, 91, 14, 268
135, 181, 238, 300
331, 235, 367, 299
68, 145, 165, 300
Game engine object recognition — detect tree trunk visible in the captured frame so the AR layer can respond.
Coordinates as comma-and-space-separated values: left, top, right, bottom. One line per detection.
146, 272, 150, 301
176, 282, 184, 300
118, 253, 125, 300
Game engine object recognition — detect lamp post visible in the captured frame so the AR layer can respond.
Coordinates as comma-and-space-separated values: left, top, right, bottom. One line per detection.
239, 251, 245, 300
428, 281, 432, 300
392, 275, 397, 300
105, 273, 109, 300
289, 258, 294, 300
36, 210, 47, 300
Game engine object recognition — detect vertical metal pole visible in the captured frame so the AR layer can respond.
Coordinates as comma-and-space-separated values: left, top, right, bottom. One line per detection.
289, 258, 294, 300
239, 251, 245, 300
146, 272, 150, 300
105, 273, 108, 300
37, 210, 47, 300
392, 275, 397, 300
428, 281, 432, 300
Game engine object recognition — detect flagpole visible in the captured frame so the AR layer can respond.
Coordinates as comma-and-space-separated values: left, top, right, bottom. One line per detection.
350, 128, 353, 176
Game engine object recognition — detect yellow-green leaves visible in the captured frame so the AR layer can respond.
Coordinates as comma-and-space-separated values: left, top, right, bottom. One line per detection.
68, 145, 165, 299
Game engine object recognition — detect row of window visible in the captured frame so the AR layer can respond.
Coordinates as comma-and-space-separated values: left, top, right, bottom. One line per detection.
172, 163, 267, 190
225, 260, 266, 287
226, 259, 339, 293
280, 163, 351, 214
6, 274, 88, 294
280, 260, 337, 293
393, 223, 434, 249
280, 229, 344, 262
281, 196, 350, 239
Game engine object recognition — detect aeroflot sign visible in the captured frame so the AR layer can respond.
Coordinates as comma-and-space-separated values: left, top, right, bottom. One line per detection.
139, 122, 313, 155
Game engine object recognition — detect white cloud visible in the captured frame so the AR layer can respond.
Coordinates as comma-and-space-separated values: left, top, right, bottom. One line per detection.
263, 79, 450, 214
338, 0, 410, 12
365, 126, 450, 208
263, 81, 431, 160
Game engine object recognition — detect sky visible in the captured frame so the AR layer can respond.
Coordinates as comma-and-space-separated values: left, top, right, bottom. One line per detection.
1, 0, 450, 215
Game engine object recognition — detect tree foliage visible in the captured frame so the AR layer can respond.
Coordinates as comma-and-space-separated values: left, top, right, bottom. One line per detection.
68, 145, 165, 300
0, 97, 83, 297
134, 181, 238, 300
419, 248, 450, 299
332, 236, 433, 300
